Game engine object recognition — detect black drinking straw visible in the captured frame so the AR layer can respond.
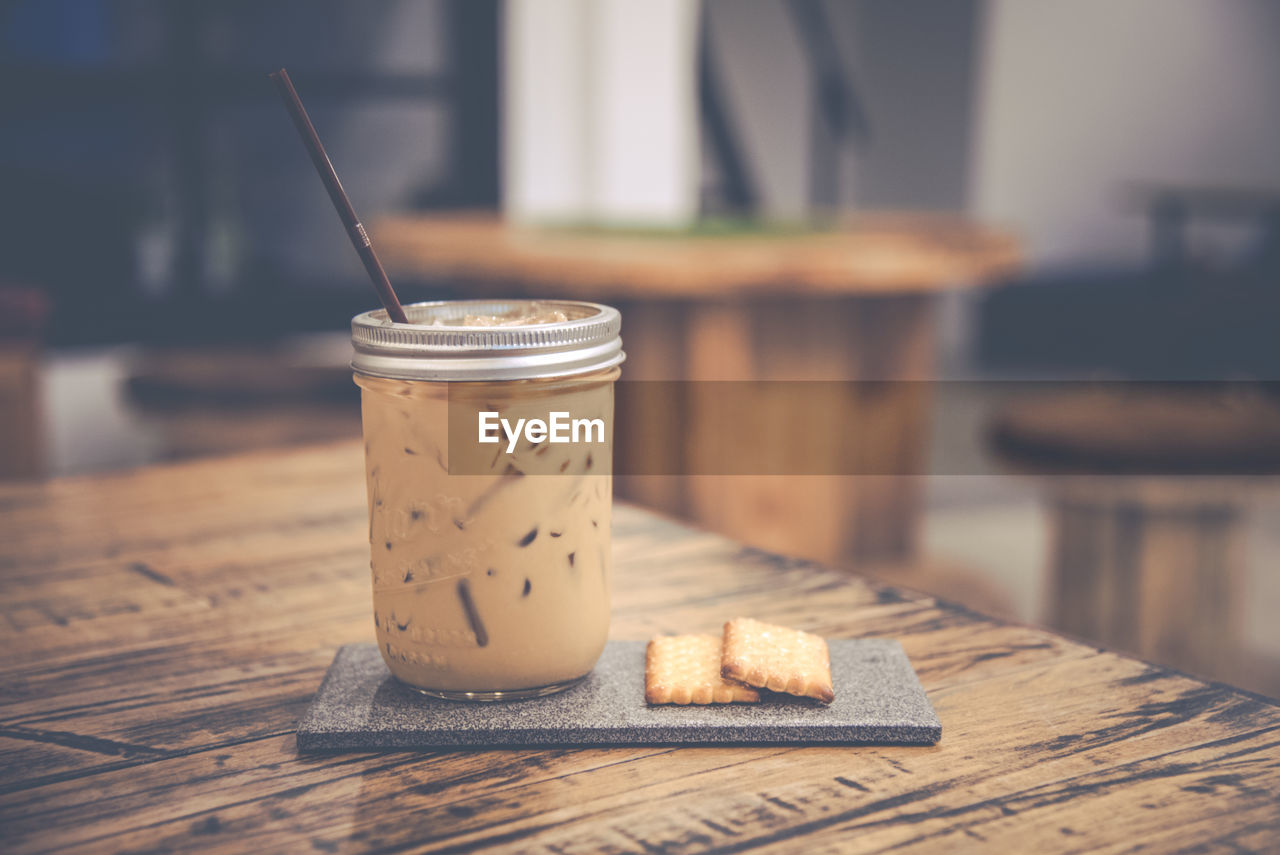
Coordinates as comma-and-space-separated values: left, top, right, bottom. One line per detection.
269, 68, 409, 324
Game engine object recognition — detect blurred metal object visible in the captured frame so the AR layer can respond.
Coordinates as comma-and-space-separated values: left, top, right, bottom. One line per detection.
785, 0, 873, 210
697, 2, 758, 213
698, 0, 873, 215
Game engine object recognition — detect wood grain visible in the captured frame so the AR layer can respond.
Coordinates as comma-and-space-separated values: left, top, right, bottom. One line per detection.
1, 441, 1277, 853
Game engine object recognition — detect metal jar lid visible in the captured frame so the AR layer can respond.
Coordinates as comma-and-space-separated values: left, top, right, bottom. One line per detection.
351, 299, 625, 381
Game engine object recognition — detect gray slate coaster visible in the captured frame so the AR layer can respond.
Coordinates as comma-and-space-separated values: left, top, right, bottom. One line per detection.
296, 640, 940, 751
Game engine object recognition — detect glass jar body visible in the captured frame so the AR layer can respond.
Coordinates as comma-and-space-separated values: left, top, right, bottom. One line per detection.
355, 368, 617, 700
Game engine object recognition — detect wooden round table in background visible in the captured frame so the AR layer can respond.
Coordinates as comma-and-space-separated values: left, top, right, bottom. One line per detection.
375, 213, 1021, 567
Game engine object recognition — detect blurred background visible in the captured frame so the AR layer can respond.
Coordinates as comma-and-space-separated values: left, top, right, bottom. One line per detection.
2, 0, 1278, 697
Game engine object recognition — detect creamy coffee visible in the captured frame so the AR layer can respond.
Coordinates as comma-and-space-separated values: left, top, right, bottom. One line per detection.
350, 300, 623, 700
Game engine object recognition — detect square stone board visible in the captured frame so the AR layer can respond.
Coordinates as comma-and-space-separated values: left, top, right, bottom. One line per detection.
296, 640, 941, 751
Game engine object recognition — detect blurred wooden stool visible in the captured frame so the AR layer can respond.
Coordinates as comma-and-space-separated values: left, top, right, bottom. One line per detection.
991, 388, 1280, 681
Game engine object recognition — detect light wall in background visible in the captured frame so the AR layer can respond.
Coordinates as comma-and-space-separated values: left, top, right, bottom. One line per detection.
503, 0, 700, 225
971, 0, 1280, 269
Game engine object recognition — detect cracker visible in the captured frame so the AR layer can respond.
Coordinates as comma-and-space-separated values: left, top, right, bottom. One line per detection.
721, 618, 835, 703
645, 635, 761, 705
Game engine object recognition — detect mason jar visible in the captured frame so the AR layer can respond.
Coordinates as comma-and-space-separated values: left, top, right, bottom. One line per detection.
351, 300, 623, 700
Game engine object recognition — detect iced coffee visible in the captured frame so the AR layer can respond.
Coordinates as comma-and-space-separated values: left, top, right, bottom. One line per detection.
351, 300, 623, 700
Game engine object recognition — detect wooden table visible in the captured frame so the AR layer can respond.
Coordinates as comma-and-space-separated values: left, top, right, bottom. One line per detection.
2, 442, 1277, 853
376, 214, 1021, 565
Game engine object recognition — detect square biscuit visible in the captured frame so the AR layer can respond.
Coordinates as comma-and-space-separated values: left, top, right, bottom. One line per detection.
645, 634, 761, 705
721, 618, 835, 703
